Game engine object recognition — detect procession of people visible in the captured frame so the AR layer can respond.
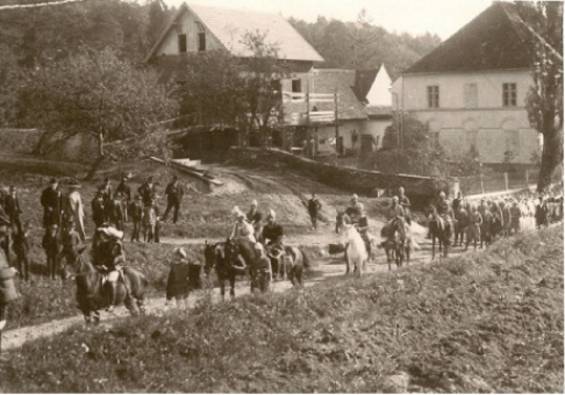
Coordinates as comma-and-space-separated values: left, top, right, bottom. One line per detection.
0, 172, 562, 327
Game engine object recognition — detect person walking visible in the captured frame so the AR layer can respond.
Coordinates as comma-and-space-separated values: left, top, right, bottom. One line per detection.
12, 222, 30, 282
162, 175, 184, 224
115, 174, 131, 222
40, 178, 62, 228
42, 224, 60, 280
307, 193, 322, 230
4, 186, 22, 233
91, 193, 107, 229
65, 181, 86, 241
165, 247, 191, 308
138, 177, 156, 208
129, 195, 143, 242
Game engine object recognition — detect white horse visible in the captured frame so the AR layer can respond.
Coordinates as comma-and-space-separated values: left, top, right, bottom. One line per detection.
340, 224, 368, 276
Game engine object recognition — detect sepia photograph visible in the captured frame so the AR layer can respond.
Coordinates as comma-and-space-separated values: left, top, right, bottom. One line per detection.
0, 0, 562, 392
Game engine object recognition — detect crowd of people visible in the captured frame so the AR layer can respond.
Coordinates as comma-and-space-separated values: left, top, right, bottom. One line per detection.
0, 173, 187, 284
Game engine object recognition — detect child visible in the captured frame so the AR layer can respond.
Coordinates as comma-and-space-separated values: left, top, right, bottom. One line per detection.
166, 248, 191, 308
42, 224, 60, 280
129, 195, 143, 242
254, 243, 272, 293
12, 222, 31, 282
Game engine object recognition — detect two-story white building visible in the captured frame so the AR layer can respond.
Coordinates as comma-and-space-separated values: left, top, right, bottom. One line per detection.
392, 2, 542, 167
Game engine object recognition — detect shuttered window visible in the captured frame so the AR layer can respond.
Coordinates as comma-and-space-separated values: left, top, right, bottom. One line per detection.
427, 85, 439, 108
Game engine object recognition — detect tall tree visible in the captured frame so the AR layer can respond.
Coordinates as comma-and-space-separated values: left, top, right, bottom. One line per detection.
18, 47, 177, 160
517, 1, 563, 192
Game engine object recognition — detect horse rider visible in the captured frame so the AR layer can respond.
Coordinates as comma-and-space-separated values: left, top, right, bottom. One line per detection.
398, 186, 412, 225
229, 206, 256, 243
345, 194, 365, 224
433, 191, 454, 232
246, 199, 263, 240
40, 178, 63, 229
91, 224, 126, 310
261, 209, 284, 280
381, 196, 406, 244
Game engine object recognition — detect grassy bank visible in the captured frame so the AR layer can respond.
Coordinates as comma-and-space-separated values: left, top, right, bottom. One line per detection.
1, 226, 562, 393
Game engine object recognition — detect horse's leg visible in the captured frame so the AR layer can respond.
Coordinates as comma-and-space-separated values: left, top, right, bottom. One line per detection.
220, 279, 226, 301
431, 235, 436, 261
230, 275, 235, 299
344, 249, 350, 275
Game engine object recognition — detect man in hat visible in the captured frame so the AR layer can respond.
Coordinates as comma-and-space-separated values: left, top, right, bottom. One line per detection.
229, 206, 255, 243
166, 247, 191, 308
162, 175, 184, 224
40, 178, 62, 228
12, 221, 31, 282
91, 193, 107, 229
4, 186, 22, 233
115, 174, 132, 222
109, 191, 125, 231
261, 209, 284, 280
246, 199, 263, 239
65, 181, 86, 241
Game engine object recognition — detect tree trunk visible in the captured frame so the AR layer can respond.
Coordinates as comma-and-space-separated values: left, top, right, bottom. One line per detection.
537, 128, 563, 193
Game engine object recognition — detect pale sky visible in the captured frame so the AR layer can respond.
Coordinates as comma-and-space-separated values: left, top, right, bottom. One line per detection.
162, 0, 497, 40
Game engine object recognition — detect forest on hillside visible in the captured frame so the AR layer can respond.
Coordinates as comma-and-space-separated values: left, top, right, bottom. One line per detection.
0, 0, 439, 74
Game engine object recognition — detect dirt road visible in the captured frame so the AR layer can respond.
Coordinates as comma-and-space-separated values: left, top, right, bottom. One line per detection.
1, 223, 451, 352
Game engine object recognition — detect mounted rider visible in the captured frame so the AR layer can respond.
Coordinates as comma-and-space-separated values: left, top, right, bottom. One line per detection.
381, 196, 407, 244
433, 191, 454, 232
91, 224, 126, 310
345, 194, 372, 256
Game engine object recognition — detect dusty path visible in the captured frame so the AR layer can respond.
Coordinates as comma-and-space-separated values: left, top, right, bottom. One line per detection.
1, 222, 458, 353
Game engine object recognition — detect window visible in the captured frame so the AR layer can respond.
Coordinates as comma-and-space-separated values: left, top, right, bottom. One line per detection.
427, 85, 439, 108
178, 34, 187, 53
291, 79, 302, 93
464, 83, 478, 108
503, 83, 517, 107
198, 32, 206, 52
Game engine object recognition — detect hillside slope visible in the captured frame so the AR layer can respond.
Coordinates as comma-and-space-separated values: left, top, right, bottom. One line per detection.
1, 227, 562, 393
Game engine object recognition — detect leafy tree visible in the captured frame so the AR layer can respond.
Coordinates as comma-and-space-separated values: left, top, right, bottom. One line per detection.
373, 117, 448, 177
18, 47, 177, 160
146, 0, 169, 48
516, 1, 563, 193
177, 30, 288, 146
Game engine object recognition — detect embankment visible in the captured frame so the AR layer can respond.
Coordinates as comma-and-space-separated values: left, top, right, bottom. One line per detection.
1, 226, 562, 393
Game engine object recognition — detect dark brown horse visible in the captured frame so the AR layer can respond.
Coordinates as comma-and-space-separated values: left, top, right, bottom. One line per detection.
380, 218, 411, 270
72, 254, 148, 324
429, 215, 451, 260
204, 240, 243, 300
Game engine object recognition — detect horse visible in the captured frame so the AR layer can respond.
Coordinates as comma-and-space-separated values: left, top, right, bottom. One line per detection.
380, 218, 411, 270
340, 224, 368, 276
204, 240, 242, 300
72, 253, 148, 324
428, 215, 451, 260
224, 238, 260, 293
280, 246, 310, 287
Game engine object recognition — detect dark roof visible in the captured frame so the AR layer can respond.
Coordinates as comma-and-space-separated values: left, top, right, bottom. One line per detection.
284, 69, 368, 121
366, 105, 392, 119
404, 2, 533, 74
352, 66, 381, 103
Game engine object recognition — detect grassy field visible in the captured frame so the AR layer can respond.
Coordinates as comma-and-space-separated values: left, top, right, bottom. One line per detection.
1, 226, 562, 393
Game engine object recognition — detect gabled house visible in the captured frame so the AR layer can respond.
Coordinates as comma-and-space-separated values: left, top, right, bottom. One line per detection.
145, 2, 323, 69
392, 2, 543, 167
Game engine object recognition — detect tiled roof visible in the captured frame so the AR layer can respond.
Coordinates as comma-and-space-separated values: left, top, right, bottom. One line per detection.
146, 2, 324, 63
366, 105, 392, 119
404, 2, 534, 74
352, 66, 381, 103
